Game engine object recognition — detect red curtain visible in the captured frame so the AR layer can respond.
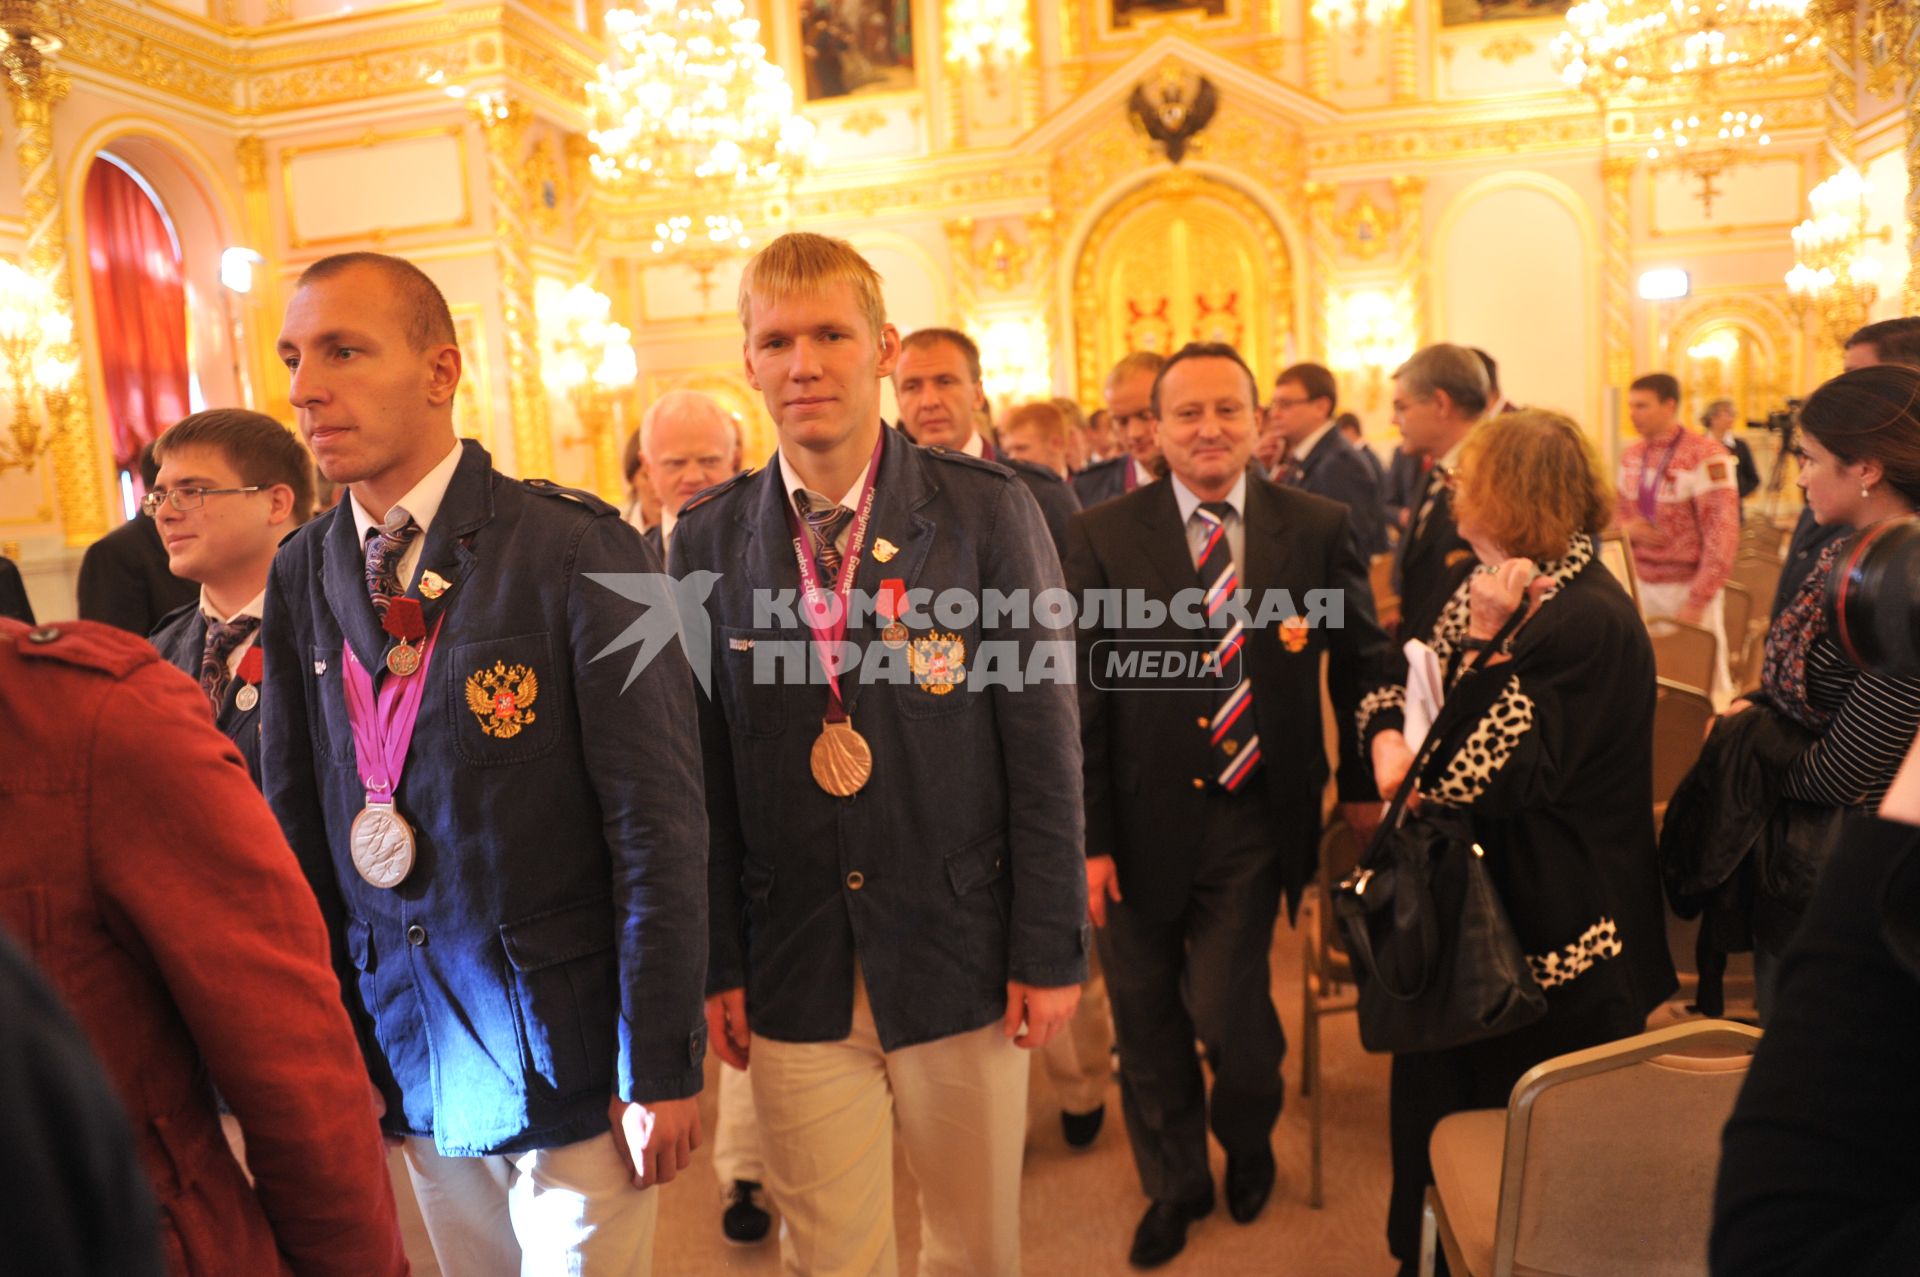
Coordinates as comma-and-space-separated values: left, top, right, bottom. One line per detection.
83, 158, 190, 469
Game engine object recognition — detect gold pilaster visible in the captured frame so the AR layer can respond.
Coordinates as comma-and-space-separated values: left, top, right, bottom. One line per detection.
235, 134, 285, 421
1602, 155, 1634, 389
563, 132, 620, 502
2, 25, 104, 545
1816, 0, 1857, 173
1390, 175, 1426, 345
471, 94, 553, 479
1303, 181, 1338, 361
1305, 15, 1331, 99
1908, 12, 1920, 313
1389, 7, 1417, 103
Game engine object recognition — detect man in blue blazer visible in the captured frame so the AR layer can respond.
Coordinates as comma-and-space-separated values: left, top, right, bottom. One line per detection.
147, 408, 314, 785
262, 252, 709, 1275
1268, 362, 1391, 558
674, 233, 1088, 1275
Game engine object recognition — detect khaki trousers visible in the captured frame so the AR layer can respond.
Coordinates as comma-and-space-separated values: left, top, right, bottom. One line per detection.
712, 1059, 765, 1186
749, 970, 1029, 1277
400, 1132, 658, 1277
1039, 952, 1112, 1116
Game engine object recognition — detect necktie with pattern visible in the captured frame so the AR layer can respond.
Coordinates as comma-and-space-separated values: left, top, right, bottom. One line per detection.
1193, 500, 1261, 791
200, 614, 261, 710
364, 518, 422, 616
801, 493, 855, 583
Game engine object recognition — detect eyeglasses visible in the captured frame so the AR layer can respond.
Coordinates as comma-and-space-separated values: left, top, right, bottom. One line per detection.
141, 485, 264, 517
1268, 396, 1312, 411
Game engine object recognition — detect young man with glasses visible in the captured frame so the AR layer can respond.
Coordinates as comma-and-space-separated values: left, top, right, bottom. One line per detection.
147, 408, 315, 784
1266, 362, 1389, 557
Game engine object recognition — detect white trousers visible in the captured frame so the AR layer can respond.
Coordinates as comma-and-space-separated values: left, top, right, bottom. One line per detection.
749, 969, 1030, 1277
1039, 954, 1112, 1117
1639, 580, 1733, 709
711, 1060, 765, 1187
400, 1132, 658, 1277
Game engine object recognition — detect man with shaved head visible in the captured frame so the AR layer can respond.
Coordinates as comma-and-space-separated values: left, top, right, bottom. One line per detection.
263, 250, 709, 1275
638, 389, 745, 560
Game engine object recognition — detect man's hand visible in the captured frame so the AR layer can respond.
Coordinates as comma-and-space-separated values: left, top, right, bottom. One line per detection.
1086, 855, 1123, 928
1003, 981, 1081, 1051
1372, 729, 1415, 801
706, 988, 750, 1070
609, 1096, 701, 1189
1677, 599, 1706, 625
1338, 801, 1384, 840
1623, 516, 1669, 548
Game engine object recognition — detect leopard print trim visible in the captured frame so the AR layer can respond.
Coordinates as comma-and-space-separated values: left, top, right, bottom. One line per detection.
1356, 685, 1406, 739
1527, 918, 1623, 990
1428, 532, 1595, 674
1426, 684, 1535, 806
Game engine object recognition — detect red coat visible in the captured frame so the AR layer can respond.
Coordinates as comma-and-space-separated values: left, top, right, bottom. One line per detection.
0, 619, 407, 1277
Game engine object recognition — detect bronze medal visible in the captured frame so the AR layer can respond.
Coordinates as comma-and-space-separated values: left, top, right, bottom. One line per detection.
349, 802, 416, 888
881, 621, 908, 649
809, 717, 873, 797
235, 684, 260, 712
386, 641, 422, 678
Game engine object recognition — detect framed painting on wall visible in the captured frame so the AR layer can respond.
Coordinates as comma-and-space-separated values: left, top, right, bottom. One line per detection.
1440, 0, 1571, 25
797, 0, 915, 101
1112, 0, 1226, 27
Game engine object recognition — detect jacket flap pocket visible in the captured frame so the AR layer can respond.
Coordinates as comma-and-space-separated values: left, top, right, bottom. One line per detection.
500, 899, 616, 971
945, 837, 1007, 896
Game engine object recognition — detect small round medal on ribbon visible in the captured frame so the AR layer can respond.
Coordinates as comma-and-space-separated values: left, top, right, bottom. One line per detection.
383, 597, 428, 678
350, 801, 417, 888
234, 647, 264, 710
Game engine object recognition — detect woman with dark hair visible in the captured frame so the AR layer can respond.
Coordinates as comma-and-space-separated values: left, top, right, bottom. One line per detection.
1671, 363, 1920, 1017
1365, 409, 1677, 1273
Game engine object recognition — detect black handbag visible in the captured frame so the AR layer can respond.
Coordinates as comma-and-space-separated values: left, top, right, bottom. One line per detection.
1333, 604, 1548, 1055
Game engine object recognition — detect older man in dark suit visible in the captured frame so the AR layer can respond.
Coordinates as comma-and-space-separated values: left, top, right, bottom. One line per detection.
677, 233, 1087, 1275
1067, 341, 1392, 1268
1391, 343, 1488, 643
1268, 361, 1390, 558
1073, 351, 1166, 509
264, 251, 709, 1275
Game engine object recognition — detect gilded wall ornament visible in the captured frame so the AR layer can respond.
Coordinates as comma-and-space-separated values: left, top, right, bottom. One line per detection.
1127, 67, 1217, 164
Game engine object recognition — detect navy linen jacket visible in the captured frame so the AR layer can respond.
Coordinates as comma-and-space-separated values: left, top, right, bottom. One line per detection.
1072, 455, 1132, 509
671, 428, 1089, 1052
262, 441, 709, 1156
150, 603, 265, 785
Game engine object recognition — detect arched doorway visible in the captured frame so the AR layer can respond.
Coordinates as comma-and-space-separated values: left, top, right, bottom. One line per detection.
1071, 171, 1294, 401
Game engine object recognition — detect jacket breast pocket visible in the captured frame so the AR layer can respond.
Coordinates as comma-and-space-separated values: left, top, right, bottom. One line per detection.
499, 899, 618, 1099
312, 644, 359, 765
451, 633, 558, 766
717, 626, 787, 739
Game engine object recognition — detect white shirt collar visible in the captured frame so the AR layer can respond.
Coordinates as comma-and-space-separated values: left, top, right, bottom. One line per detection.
200, 587, 267, 625
778, 445, 874, 515
349, 439, 463, 546
660, 507, 679, 549
1293, 420, 1338, 466
1171, 470, 1249, 525
960, 430, 986, 459
1132, 457, 1157, 487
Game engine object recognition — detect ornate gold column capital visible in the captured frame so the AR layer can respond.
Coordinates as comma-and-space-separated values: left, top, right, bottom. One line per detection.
236, 134, 267, 190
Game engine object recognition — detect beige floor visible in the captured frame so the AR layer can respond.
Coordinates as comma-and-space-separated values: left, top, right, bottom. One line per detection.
391, 907, 1741, 1277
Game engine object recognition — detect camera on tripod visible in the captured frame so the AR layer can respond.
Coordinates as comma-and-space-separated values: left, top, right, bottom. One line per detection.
1748, 398, 1804, 439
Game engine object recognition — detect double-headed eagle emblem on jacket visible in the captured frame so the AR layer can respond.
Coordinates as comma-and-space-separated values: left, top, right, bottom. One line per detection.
466, 660, 539, 739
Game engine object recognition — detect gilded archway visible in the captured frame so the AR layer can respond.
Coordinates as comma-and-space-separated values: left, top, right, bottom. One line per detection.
1072, 171, 1293, 402
1666, 294, 1796, 424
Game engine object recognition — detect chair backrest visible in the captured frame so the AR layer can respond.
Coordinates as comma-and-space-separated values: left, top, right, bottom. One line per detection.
1495, 1020, 1763, 1276
1597, 531, 1639, 606
1731, 554, 1782, 613
1370, 551, 1400, 617
1653, 678, 1715, 805
1648, 619, 1717, 697
1720, 582, 1754, 681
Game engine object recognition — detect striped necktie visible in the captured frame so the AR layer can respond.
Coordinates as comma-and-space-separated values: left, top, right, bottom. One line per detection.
801, 492, 855, 583
1193, 501, 1261, 790
200, 614, 260, 710
364, 518, 422, 616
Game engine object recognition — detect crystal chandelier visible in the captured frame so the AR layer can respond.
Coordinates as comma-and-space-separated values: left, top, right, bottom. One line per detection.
1553, 0, 1819, 210
539, 281, 639, 498
0, 257, 77, 475
586, 0, 816, 263
1785, 165, 1885, 349
945, 0, 1032, 81
1310, 0, 1408, 54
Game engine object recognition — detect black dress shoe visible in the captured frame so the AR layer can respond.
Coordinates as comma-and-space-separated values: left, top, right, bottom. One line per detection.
721, 1179, 772, 1245
1128, 1195, 1212, 1269
1225, 1146, 1276, 1224
1061, 1103, 1105, 1149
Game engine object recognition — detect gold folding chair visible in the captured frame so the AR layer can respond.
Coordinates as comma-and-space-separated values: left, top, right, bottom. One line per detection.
1647, 618, 1717, 698
1653, 677, 1715, 823
1421, 1020, 1762, 1277
1300, 819, 1364, 1209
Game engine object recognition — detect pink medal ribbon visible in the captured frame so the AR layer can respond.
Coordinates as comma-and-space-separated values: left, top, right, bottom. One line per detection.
783, 429, 885, 725
339, 620, 443, 887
